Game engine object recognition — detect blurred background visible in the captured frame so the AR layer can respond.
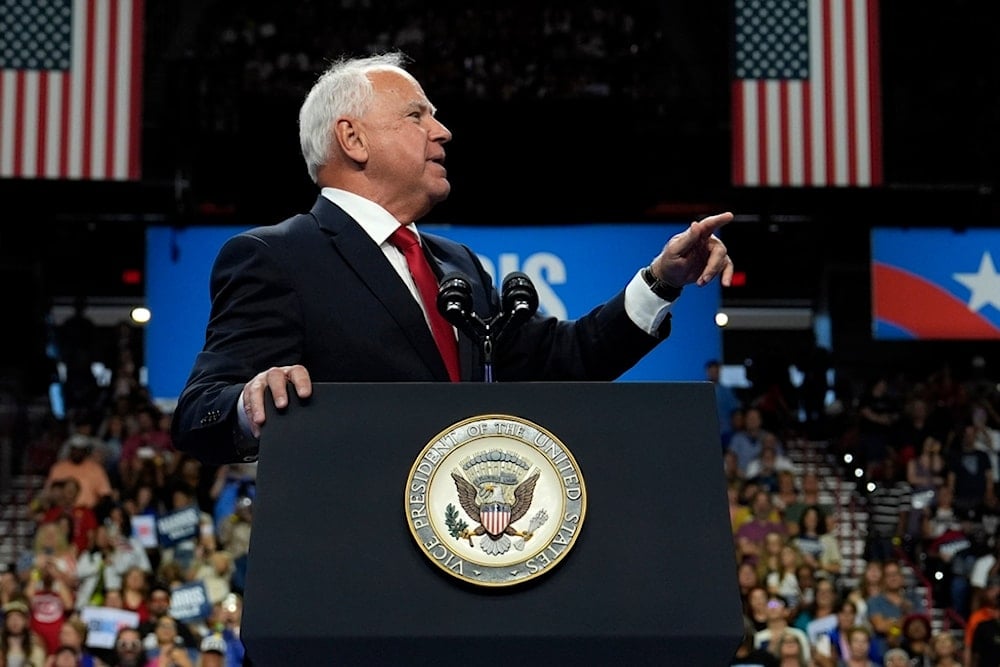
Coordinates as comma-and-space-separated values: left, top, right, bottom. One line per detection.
0, 0, 997, 407
0, 3, 998, 661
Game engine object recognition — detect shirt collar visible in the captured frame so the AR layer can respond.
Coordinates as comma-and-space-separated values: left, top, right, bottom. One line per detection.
321, 187, 418, 246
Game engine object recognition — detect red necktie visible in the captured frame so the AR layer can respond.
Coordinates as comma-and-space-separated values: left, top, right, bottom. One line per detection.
388, 226, 461, 382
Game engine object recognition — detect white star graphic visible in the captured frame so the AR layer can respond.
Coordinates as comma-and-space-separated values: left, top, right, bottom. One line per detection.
953, 251, 1000, 312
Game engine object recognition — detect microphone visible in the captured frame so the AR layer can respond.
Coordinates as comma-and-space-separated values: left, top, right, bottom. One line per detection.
436, 271, 478, 338
500, 271, 539, 330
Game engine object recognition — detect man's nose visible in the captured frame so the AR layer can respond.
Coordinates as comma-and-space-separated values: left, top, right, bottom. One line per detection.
431, 117, 452, 143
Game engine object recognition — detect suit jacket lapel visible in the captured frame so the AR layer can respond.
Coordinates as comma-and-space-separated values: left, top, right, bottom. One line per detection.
310, 196, 452, 380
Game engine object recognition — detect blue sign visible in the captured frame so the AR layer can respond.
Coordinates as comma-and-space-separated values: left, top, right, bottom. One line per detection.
168, 581, 213, 622
872, 228, 1000, 339
156, 506, 200, 547
146, 223, 721, 399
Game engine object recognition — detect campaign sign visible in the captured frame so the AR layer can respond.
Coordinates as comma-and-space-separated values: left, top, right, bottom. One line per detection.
156, 506, 200, 547
872, 228, 1000, 339
169, 580, 213, 622
131, 514, 158, 548
147, 223, 721, 401
81, 606, 140, 649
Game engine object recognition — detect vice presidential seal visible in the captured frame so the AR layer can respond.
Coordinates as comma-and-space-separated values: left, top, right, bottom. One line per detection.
404, 415, 586, 587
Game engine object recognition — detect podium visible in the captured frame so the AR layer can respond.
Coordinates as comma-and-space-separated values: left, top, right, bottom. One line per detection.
242, 382, 742, 665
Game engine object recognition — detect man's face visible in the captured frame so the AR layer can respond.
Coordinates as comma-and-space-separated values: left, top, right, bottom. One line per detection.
884, 565, 904, 591
149, 589, 171, 616
752, 492, 772, 517
360, 70, 452, 220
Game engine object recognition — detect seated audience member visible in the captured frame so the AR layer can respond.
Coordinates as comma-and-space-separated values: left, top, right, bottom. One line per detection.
771, 628, 810, 666
143, 615, 197, 667
745, 440, 795, 494
765, 544, 804, 612
729, 408, 784, 479
753, 595, 811, 663
736, 490, 788, 566
866, 561, 914, 660
198, 634, 228, 667
41, 478, 99, 556
783, 471, 834, 535
745, 585, 771, 633
792, 576, 837, 633
110, 625, 148, 667
846, 560, 884, 626
1, 599, 48, 667
792, 505, 830, 574
137, 584, 199, 651
730, 615, 779, 666
928, 630, 961, 667
55, 616, 97, 667
898, 613, 932, 667
811, 597, 849, 667
839, 626, 880, 667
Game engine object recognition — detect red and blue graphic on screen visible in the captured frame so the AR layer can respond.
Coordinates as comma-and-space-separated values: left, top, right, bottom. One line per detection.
872, 228, 1000, 340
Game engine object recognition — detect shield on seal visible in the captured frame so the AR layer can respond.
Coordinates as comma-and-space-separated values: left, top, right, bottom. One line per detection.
480, 502, 511, 537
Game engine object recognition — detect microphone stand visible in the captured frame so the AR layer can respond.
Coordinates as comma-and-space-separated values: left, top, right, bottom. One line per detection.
480, 320, 496, 383
438, 272, 538, 384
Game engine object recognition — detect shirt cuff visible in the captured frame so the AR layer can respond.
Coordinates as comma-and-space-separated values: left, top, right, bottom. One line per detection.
236, 392, 253, 437
624, 268, 676, 336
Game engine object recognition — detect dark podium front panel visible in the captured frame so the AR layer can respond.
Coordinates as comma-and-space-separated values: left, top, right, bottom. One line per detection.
243, 382, 741, 666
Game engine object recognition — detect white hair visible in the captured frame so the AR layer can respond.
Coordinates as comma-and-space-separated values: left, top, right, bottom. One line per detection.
298, 52, 413, 183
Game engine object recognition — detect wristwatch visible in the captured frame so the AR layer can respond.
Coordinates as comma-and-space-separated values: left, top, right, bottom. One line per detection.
641, 265, 683, 301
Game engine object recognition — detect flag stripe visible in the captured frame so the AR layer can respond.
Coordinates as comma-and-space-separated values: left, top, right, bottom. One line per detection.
0, 0, 142, 181
732, 0, 880, 187
867, 0, 882, 184
128, 0, 143, 179
787, 82, 804, 186
843, 0, 858, 185
35, 71, 48, 177
59, 69, 71, 177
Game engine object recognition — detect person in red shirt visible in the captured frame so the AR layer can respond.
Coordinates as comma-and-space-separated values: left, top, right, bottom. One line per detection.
42, 477, 99, 555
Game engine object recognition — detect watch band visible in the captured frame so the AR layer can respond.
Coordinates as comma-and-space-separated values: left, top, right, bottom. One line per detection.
641, 266, 683, 301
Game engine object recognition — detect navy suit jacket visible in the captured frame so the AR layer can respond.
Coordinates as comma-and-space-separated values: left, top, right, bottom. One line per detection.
172, 196, 666, 462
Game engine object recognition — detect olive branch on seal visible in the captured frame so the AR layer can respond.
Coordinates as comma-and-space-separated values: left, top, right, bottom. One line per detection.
444, 503, 468, 539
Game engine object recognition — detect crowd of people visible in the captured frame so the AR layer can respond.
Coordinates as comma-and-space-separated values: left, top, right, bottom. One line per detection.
720, 357, 1000, 666
3, 347, 999, 666
1, 371, 255, 666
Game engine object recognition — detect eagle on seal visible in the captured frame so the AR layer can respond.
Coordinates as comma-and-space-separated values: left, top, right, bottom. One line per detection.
451, 470, 540, 555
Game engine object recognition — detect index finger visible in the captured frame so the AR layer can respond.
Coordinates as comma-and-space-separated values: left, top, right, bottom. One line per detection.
695, 211, 734, 235
668, 211, 734, 256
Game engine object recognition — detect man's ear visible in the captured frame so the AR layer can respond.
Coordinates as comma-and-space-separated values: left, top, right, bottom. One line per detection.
334, 118, 367, 164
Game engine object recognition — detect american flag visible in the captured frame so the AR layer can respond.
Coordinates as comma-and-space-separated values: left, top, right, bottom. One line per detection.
731, 0, 882, 187
0, 0, 144, 181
